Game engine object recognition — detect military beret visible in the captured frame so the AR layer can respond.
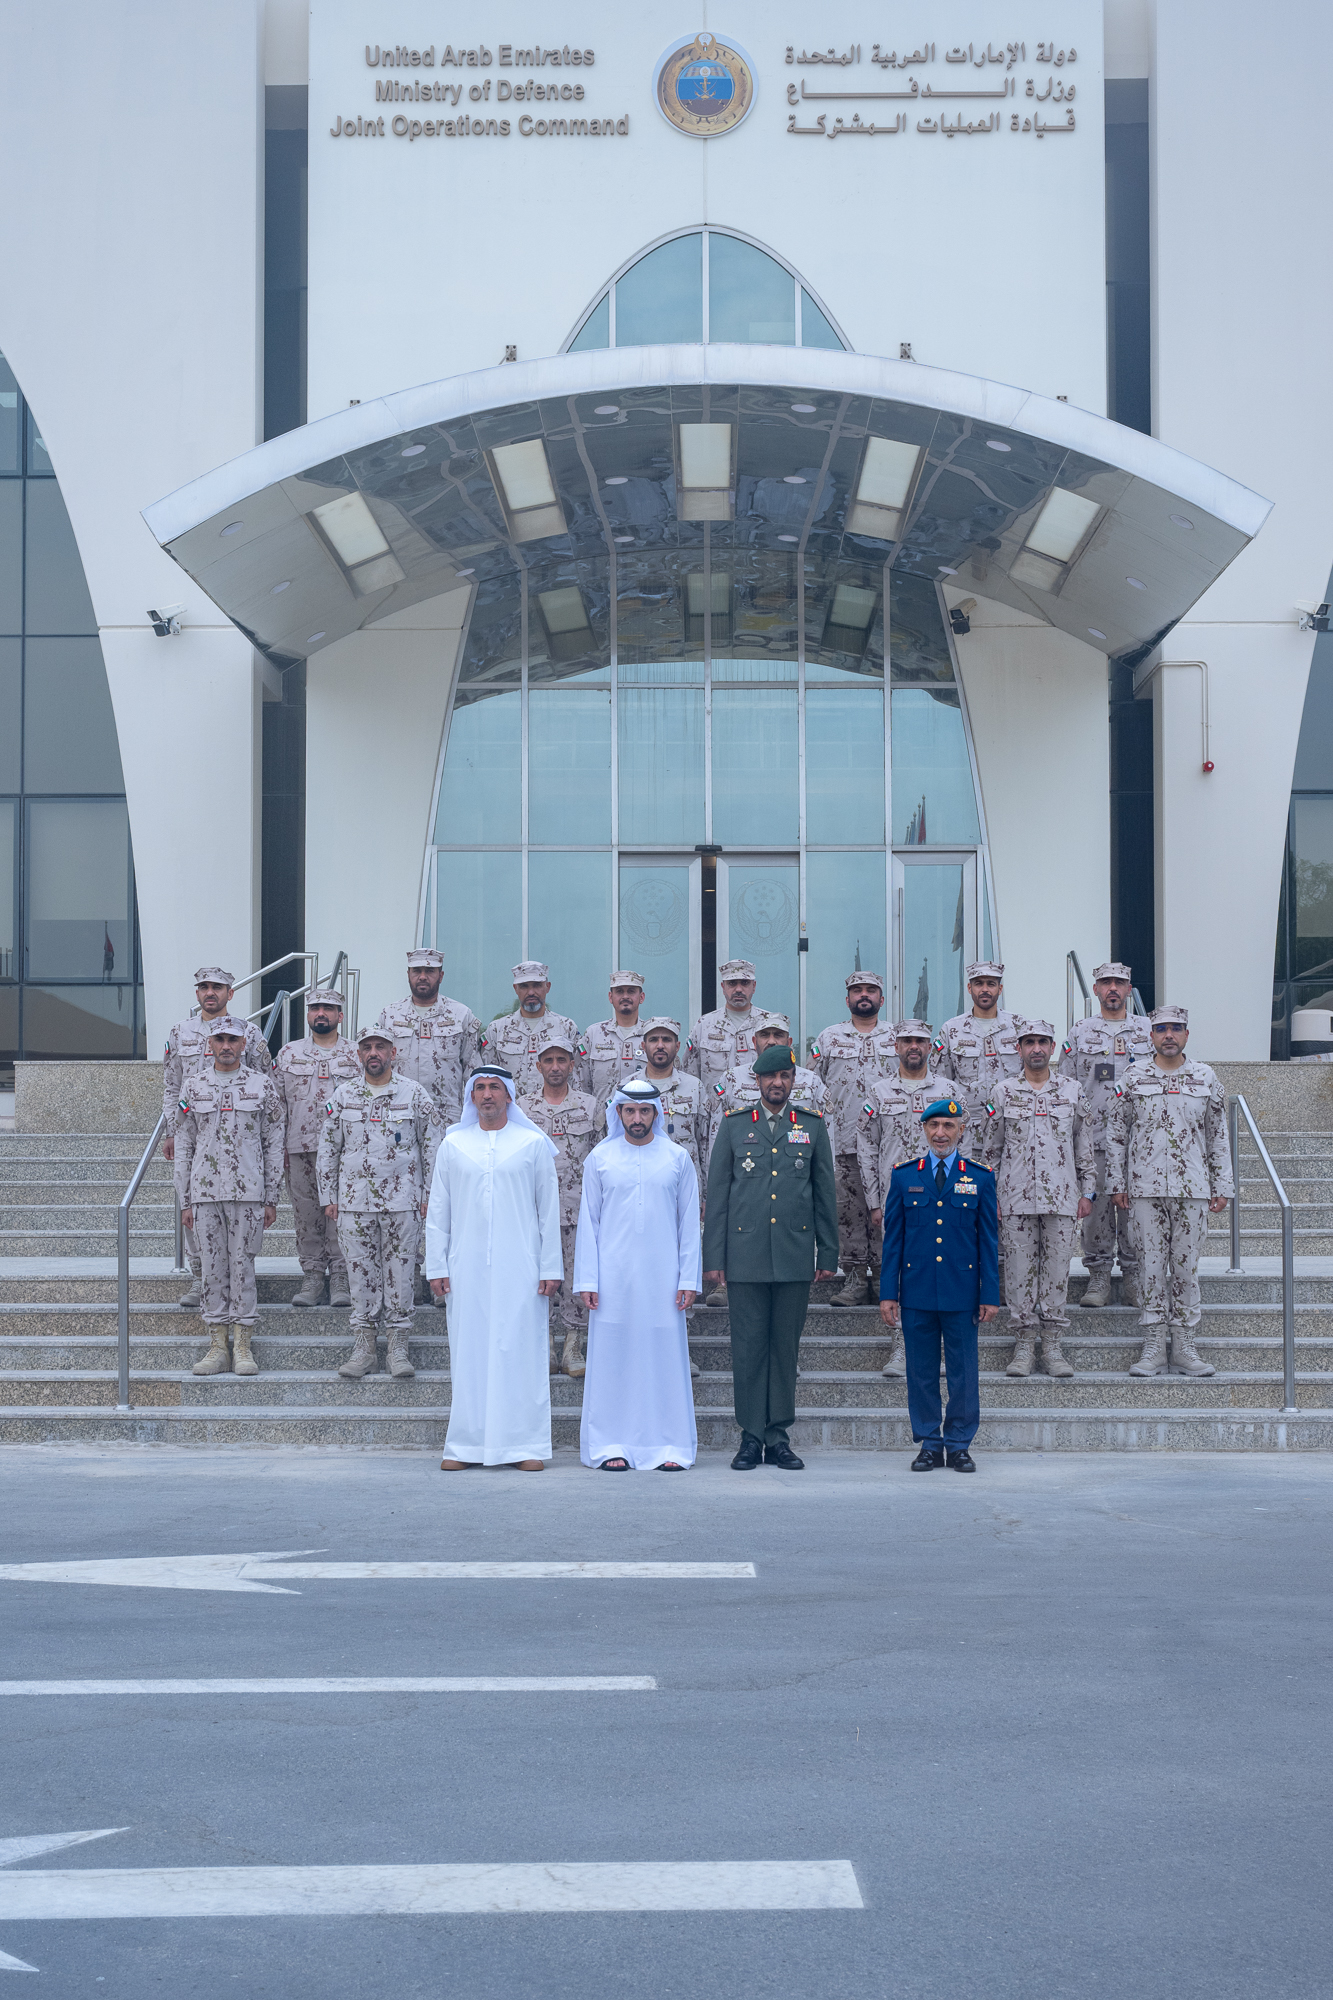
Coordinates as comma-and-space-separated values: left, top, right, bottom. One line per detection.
306, 987, 344, 1010
1015, 1017, 1056, 1040
356, 1024, 396, 1047
752, 1042, 798, 1075
1150, 1005, 1189, 1026
845, 970, 884, 992
194, 965, 235, 987
754, 1011, 792, 1033
609, 968, 646, 989
718, 959, 757, 981
206, 1014, 249, 1037
535, 1029, 577, 1057
966, 961, 1004, 980
407, 949, 443, 969
512, 960, 549, 982
641, 1015, 682, 1039
894, 1018, 933, 1038
921, 1097, 965, 1122
1093, 961, 1132, 982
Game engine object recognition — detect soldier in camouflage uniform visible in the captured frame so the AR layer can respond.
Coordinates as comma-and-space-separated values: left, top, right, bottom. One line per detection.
810, 973, 898, 1305
855, 1021, 945, 1380
275, 987, 361, 1309
174, 1017, 285, 1378
480, 960, 584, 1100
685, 958, 759, 1097
1106, 1006, 1233, 1377
931, 960, 1021, 1158
635, 1018, 708, 1180
1060, 961, 1154, 1308
375, 949, 483, 1128
316, 1025, 443, 1382
582, 970, 649, 1112
162, 964, 273, 1310
518, 1029, 604, 1376
981, 1018, 1096, 1378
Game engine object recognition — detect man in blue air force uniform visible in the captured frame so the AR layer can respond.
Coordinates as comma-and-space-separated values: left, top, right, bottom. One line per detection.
879, 1097, 999, 1472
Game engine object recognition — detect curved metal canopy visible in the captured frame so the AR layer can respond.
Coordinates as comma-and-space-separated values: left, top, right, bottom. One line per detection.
143, 344, 1270, 673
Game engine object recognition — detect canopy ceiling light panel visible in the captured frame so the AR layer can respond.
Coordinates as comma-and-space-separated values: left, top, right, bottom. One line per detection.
677, 422, 734, 521
846, 437, 922, 542
1009, 484, 1103, 593
488, 438, 567, 543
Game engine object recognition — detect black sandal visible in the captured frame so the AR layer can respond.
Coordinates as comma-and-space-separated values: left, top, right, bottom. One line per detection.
658, 1461, 685, 1471
600, 1457, 630, 1470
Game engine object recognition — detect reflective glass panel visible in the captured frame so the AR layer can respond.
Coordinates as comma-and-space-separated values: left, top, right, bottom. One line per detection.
526, 556, 610, 686
801, 290, 843, 350
528, 690, 611, 844
711, 689, 798, 846
723, 860, 799, 1027
619, 860, 693, 1028
23, 984, 137, 1058
528, 851, 613, 1027
0, 356, 18, 476
614, 234, 703, 347
24, 481, 96, 634
0, 639, 18, 790
805, 559, 886, 681
616, 554, 704, 681
618, 688, 705, 845
1292, 796, 1333, 978
436, 848, 522, 1027
433, 689, 521, 845
711, 551, 798, 677
806, 688, 885, 843
891, 688, 980, 844
456, 567, 522, 685
804, 851, 887, 1052
0, 483, 20, 635
26, 798, 131, 980
24, 639, 124, 793
569, 293, 610, 351
25, 406, 53, 476
901, 859, 969, 1025
0, 983, 15, 1060
0, 798, 14, 978
708, 234, 795, 345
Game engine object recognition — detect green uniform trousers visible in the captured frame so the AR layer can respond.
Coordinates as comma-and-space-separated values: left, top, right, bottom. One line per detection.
728, 1280, 811, 1448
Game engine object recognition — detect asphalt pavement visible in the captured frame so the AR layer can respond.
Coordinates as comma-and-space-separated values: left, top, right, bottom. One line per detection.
1, 1444, 1331, 1997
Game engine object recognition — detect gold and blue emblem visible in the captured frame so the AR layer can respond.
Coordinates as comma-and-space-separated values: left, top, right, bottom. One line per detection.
655, 32, 755, 138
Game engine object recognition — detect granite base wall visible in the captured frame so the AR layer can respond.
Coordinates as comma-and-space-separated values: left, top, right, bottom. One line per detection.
16, 1062, 164, 1134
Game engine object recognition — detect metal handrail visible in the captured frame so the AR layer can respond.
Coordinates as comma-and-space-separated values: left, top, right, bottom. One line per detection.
1066, 950, 1092, 1035
1131, 985, 1147, 1016
1227, 1093, 1296, 1414
117, 1113, 169, 1414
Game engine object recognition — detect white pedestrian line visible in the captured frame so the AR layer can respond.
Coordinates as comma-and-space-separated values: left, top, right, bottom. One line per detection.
0, 1835, 128, 1970
0, 1552, 757, 1594
0, 1859, 862, 1920
0, 1677, 655, 1697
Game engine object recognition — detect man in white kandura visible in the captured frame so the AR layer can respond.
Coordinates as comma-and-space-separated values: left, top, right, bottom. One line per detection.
575, 1078, 702, 1472
425, 1066, 562, 1472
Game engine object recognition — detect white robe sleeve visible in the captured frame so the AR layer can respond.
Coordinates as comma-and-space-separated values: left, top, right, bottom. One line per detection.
676, 1149, 702, 1291
423, 1139, 452, 1279
534, 1136, 564, 1280
572, 1152, 603, 1296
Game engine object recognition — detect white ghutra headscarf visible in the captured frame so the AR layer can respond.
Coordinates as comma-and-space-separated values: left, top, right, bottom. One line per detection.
457, 1068, 557, 1152
606, 1079, 666, 1144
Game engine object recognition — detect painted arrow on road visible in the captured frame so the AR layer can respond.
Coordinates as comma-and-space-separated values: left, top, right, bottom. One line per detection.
0, 1554, 756, 1594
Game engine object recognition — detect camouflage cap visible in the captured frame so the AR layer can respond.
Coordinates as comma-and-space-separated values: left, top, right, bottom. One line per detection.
1015, 1017, 1057, 1040
306, 987, 344, 1010
752, 1042, 798, 1075
718, 959, 758, 981
1092, 961, 1133, 982
966, 961, 1004, 980
512, 960, 549, 982
641, 1015, 682, 1040
754, 1011, 792, 1034
846, 970, 885, 992
194, 966, 235, 987
1150, 1004, 1189, 1026
406, 949, 443, 969
535, 1029, 577, 1057
356, 1023, 396, 1047
206, 1014, 249, 1037
894, 1018, 933, 1039
609, 969, 646, 989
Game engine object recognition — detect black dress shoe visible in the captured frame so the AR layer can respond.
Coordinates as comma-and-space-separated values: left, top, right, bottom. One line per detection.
911, 1446, 945, 1471
731, 1436, 764, 1471
764, 1442, 805, 1470
946, 1447, 977, 1473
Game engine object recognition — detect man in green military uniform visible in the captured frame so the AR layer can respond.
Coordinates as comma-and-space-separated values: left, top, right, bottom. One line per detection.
703, 1041, 839, 1470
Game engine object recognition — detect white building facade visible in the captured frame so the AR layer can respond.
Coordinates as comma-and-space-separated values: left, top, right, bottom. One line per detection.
1, 0, 1330, 1065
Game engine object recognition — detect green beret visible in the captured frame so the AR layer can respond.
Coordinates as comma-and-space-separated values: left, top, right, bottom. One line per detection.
752, 1043, 798, 1076
921, 1097, 964, 1122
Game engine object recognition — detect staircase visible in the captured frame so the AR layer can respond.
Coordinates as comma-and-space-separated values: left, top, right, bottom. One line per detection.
2, 1129, 1332, 1450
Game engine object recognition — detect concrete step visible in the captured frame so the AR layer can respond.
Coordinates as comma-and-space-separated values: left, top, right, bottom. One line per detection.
0, 1230, 299, 1257
0, 1270, 307, 1304
0, 1161, 176, 1185
0, 1135, 159, 1157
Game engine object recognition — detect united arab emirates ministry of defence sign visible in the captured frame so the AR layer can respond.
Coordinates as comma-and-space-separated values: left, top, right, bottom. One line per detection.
654, 32, 754, 137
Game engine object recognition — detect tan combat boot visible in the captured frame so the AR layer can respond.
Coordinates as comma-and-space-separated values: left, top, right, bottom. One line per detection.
192, 1326, 231, 1375
1006, 1336, 1036, 1377
1039, 1330, 1075, 1378
232, 1325, 259, 1376
1119, 1272, 1142, 1309
1080, 1273, 1112, 1308
705, 1281, 727, 1308
1129, 1329, 1169, 1375
386, 1329, 415, 1379
178, 1272, 203, 1311
881, 1331, 907, 1378
292, 1273, 325, 1308
560, 1322, 586, 1379
328, 1272, 352, 1308
338, 1328, 379, 1378
1168, 1329, 1215, 1377
832, 1263, 870, 1307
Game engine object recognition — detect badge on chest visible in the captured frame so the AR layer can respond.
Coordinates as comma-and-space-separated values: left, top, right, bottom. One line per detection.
787, 1129, 811, 1145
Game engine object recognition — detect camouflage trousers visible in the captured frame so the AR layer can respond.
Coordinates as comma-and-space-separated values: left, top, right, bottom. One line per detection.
1131, 1197, 1207, 1328
835, 1152, 877, 1269
195, 1201, 264, 1326
183, 1217, 202, 1279
336, 1210, 418, 1333
1000, 1212, 1078, 1330
287, 1151, 347, 1282
1082, 1148, 1140, 1275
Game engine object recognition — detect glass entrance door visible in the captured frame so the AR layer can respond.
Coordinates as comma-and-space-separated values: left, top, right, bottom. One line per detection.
617, 856, 700, 1030
717, 856, 800, 1032
892, 852, 977, 1028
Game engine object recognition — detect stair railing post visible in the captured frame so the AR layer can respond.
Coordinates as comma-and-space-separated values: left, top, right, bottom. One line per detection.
1282, 1198, 1297, 1415
1226, 1096, 1243, 1276
116, 1198, 130, 1413
173, 1187, 187, 1277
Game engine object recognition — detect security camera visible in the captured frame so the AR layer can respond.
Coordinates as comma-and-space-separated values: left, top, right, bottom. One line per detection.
949, 596, 977, 636
1296, 600, 1330, 634
147, 605, 184, 637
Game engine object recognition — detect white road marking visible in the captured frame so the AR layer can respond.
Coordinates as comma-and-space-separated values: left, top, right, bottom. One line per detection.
0, 1833, 127, 1969
0, 1950, 36, 1972
0, 1678, 655, 1696
0, 1859, 862, 1918
0, 1553, 755, 1593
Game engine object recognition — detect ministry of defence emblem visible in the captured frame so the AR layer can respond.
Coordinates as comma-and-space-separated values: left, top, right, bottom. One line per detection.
654, 32, 755, 138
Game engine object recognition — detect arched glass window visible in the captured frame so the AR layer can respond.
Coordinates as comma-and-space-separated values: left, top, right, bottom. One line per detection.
565, 228, 848, 354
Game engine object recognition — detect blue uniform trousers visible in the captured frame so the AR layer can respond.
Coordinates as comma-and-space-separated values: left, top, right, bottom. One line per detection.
902, 1308, 980, 1449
